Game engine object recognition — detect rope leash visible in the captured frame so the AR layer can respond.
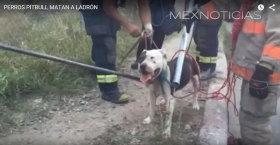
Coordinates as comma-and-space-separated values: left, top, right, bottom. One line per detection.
171, 49, 239, 142
118, 31, 150, 66
118, 37, 141, 66
172, 49, 238, 115
142, 34, 239, 140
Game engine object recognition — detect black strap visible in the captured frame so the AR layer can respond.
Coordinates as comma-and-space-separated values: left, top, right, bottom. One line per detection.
184, 0, 188, 11
117, 0, 126, 7
184, 0, 212, 11
196, 0, 212, 7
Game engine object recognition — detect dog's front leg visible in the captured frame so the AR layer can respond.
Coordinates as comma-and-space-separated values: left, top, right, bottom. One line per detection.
162, 84, 175, 138
191, 76, 200, 110
143, 88, 157, 124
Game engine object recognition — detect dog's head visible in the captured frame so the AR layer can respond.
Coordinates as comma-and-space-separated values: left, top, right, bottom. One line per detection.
136, 49, 168, 84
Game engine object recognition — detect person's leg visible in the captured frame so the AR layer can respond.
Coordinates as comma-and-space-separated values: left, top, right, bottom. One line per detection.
91, 34, 129, 103
151, 28, 165, 50
193, 19, 222, 80
237, 80, 279, 145
136, 38, 148, 60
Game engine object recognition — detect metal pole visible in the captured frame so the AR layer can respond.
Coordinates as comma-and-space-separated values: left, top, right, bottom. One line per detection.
172, 0, 196, 87
118, 37, 141, 66
0, 43, 140, 82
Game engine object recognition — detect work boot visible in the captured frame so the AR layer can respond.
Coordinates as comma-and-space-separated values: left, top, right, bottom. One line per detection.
200, 66, 216, 80
101, 90, 129, 104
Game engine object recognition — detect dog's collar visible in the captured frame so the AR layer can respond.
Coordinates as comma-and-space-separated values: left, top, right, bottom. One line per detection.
158, 70, 167, 82
158, 67, 179, 94
158, 62, 168, 82
158, 69, 176, 95
158, 70, 167, 95
158, 69, 174, 87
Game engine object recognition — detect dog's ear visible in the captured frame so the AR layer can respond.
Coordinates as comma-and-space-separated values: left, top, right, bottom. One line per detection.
136, 50, 147, 63
160, 49, 167, 59
140, 50, 147, 58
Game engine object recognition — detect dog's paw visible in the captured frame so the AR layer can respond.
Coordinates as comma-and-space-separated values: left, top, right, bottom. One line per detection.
143, 116, 152, 124
192, 102, 200, 110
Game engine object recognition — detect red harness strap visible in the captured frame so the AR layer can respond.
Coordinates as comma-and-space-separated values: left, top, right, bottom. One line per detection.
227, 0, 257, 143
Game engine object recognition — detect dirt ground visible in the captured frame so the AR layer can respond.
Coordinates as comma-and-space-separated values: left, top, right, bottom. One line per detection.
0, 35, 205, 145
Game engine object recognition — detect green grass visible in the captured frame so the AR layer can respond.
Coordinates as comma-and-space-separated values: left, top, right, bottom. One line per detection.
0, 10, 137, 100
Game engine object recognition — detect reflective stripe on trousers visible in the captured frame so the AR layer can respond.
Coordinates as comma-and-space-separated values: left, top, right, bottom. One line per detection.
195, 50, 217, 64
97, 75, 118, 83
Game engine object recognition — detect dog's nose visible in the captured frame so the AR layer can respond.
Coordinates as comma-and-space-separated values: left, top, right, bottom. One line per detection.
140, 63, 146, 71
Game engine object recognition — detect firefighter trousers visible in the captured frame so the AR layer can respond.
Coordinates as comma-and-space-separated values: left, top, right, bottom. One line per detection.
193, 19, 222, 71
91, 34, 120, 99
239, 79, 279, 145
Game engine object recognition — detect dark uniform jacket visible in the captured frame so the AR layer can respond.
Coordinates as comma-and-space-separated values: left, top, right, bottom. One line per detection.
80, 0, 121, 36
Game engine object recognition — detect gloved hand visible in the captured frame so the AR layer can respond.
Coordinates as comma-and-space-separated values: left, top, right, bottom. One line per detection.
143, 23, 153, 37
181, 9, 199, 33
249, 62, 274, 99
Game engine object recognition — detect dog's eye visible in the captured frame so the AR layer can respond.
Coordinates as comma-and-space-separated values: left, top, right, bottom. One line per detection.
150, 56, 154, 59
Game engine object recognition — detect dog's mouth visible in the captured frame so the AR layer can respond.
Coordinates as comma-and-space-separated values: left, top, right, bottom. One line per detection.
140, 68, 161, 83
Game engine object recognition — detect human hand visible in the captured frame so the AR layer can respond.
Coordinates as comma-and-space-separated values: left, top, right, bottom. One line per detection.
127, 23, 141, 37
249, 63, 273, 99
143, 23, 153, 37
